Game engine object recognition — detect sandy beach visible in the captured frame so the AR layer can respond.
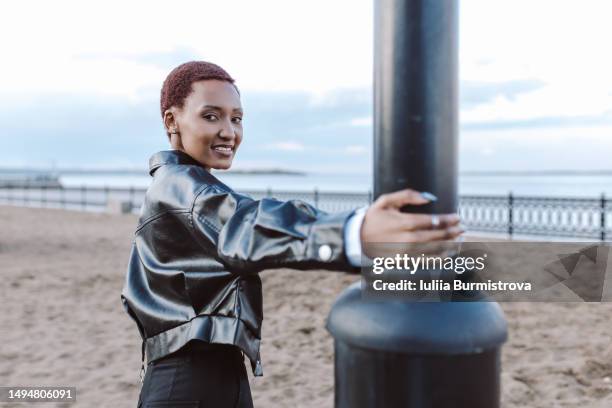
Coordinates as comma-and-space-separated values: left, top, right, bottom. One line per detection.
2, 204, 612, 407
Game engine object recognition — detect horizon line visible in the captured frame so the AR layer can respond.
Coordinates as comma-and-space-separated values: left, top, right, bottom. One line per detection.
3, 167, 612, 177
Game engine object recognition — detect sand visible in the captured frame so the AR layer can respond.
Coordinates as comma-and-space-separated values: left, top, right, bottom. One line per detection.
1, 205, 612, 407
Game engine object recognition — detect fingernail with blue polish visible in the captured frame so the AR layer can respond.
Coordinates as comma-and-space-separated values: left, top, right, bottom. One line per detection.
420, 191, 438, 202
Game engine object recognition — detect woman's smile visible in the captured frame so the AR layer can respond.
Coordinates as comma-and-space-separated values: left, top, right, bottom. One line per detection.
211, 143, 235, 157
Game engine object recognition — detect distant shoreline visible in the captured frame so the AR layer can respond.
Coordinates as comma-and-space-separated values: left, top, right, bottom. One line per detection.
460, 170, 612, 176
0, 167, 307, 176
2, 167, 612, 177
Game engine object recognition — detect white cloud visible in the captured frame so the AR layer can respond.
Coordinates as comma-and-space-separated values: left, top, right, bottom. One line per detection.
0, 0, 373, 98
265, 141, 306, 152
460, 0, 612, 122
345, 145, 368, 155
349, 117, 373, 127
460, 124, 612, 171
262, 142, 369, 156
1, 0, 611, 134
480, 147, 495, 157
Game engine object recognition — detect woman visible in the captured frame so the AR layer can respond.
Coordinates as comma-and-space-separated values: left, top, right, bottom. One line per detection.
121, 61, 462, 407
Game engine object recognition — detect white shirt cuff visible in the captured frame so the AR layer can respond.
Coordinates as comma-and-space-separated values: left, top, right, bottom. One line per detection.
344, 205, 369, 267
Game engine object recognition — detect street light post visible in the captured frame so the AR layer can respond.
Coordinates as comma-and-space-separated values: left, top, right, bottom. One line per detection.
327, 1, 508, 406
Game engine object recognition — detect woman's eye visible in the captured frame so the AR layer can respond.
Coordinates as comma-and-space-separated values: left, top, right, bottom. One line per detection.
232, 117, 243, 124
203, 114, 218, 121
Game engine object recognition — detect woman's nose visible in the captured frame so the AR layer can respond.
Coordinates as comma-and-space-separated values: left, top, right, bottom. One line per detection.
218, 118, 236, 139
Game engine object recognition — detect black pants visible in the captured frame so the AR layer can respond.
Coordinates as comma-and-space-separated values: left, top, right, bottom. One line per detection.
137, 341, 254, 408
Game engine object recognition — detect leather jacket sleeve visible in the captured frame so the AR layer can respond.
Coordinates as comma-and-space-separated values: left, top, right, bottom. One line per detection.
190, 184, 360, 274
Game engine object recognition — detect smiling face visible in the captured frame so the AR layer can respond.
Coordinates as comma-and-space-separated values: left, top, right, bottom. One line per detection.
164, 79, 243, 171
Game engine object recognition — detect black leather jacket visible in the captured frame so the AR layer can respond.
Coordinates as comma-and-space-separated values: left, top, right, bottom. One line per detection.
121, 150, 359, 377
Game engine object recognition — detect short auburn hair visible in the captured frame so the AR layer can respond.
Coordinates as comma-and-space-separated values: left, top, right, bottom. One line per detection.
160, 61, 237, 121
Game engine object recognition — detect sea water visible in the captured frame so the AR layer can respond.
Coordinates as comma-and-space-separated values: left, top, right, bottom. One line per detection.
58, 173, 612, 198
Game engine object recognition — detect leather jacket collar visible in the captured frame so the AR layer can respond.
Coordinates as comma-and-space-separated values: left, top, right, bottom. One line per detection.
148, 150, 204, 176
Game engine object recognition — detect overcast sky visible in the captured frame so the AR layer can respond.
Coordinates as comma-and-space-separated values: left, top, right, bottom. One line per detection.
1, 0, 611, 173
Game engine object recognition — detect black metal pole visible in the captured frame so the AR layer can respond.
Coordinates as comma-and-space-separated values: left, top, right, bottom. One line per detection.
327, 1, 507, 407
373, 0, 457, 214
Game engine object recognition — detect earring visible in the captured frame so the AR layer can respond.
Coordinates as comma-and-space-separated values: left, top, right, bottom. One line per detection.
170, 128, 178, 134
